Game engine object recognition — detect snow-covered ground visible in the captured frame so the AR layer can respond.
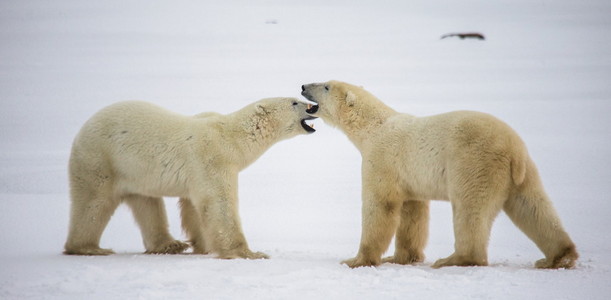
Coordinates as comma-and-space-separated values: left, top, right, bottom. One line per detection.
1, 0, 610, 299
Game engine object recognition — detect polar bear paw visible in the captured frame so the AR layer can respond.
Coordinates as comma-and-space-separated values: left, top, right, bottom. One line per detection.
64, 246, 115, 256
535, 245, 578, 269
145, 240, 190, 255
188, 239, 210, 255
382, 251, 425, 265
341, 255, 380, 268
432, 253, 488, 268
218, 249, 269, 260
244, 251, 270, 260
535, 257, 576, 269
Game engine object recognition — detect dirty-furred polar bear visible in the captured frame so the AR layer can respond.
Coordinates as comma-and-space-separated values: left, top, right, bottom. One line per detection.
302, 80, 577, 269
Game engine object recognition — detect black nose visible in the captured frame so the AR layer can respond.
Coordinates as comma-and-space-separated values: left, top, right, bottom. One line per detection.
301, 85, 305, 91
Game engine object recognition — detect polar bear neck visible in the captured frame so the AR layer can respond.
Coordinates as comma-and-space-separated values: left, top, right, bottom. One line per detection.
336, 95, 400, 151
220, 107, 288, 169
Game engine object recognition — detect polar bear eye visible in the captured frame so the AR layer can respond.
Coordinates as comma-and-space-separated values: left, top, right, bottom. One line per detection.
324, 85, 329, 91
292, 101, 298, 106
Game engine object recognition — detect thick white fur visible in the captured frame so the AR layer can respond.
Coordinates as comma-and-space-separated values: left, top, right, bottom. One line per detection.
301, 80, 578, 269
65, 98, 313, 258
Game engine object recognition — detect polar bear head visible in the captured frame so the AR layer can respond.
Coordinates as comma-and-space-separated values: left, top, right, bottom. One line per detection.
301, 80, 381, 128
301, 80, 348, 127
246, 97, 317, 139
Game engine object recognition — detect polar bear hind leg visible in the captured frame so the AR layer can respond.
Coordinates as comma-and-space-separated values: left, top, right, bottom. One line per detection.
383, 200, 430, 265
503, 163, 578, 268
64, 181, 119, 255
124, 195, 189, 254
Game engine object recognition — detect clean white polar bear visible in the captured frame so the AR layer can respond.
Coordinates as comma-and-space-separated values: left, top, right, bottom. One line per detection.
65, 98, 316, 258
302, 80, 578, 269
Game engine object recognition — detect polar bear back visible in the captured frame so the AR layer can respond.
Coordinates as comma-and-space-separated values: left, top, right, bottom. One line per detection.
70, 101, 216, 198
373, 110, 528, 200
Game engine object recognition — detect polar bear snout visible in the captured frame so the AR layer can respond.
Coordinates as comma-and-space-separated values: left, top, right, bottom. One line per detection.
301, 83, 321, 112
301, 85, 312, 101
301, 84, 320, 116
301, 84, 316, 102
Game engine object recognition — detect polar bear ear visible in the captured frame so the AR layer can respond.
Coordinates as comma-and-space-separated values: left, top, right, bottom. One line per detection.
346, 91, 356, 107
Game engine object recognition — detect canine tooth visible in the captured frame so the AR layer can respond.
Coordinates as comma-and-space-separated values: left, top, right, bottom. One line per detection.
307, 104, 312, 110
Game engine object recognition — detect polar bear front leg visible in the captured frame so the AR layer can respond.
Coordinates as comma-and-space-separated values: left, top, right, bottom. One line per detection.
382, 200, 429, 265
179, 197, 209, 254
196, 177, 268, 260
343, 174, 403, 268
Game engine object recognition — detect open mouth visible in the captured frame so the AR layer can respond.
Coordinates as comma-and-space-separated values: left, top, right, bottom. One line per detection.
301, 88, 319, 114
301, 116, 317, 133
306, 103, 319, 114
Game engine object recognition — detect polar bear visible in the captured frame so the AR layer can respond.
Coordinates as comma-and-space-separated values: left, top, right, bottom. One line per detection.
64, 98, 316, 258
301, 80, 578, 269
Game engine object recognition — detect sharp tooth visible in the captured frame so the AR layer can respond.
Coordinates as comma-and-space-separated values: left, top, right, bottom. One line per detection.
307, 104, 312, 110
310, 123, 315, 128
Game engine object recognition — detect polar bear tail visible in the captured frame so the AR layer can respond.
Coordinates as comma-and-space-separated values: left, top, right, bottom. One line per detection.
511, 153, 526, 186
